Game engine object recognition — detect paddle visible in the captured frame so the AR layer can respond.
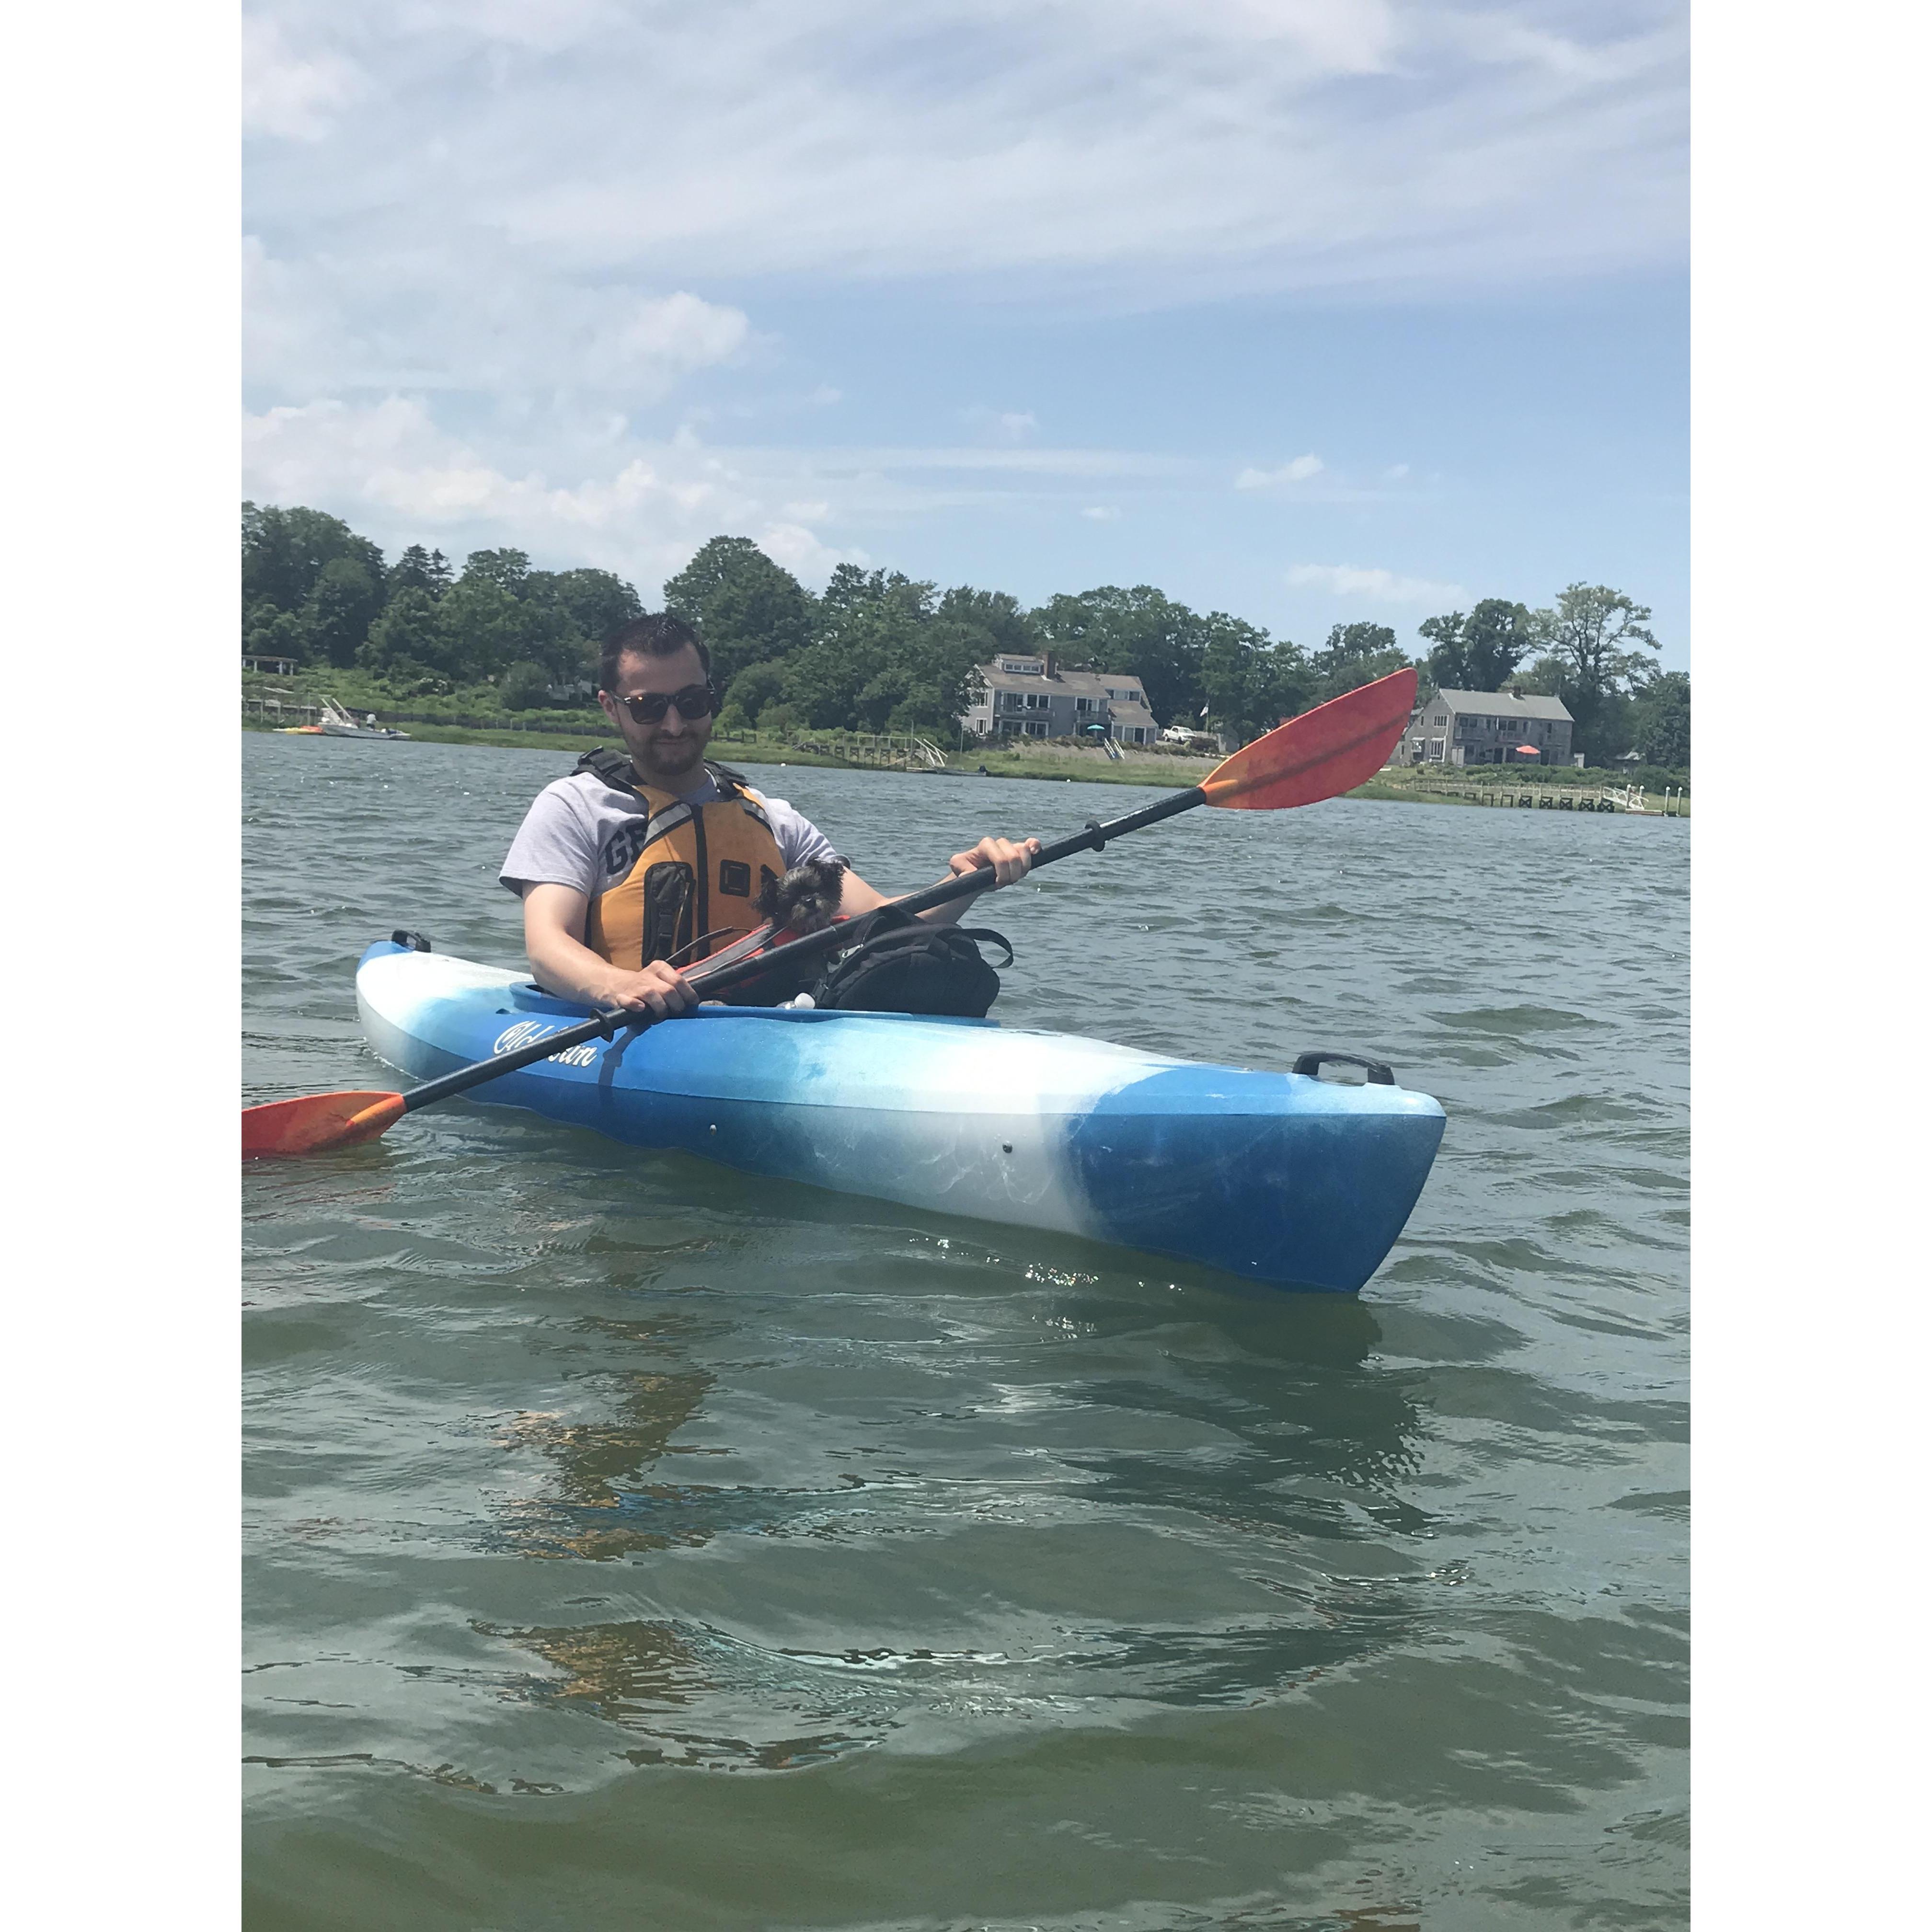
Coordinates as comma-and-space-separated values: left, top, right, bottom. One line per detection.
243, 666, 1416, 1159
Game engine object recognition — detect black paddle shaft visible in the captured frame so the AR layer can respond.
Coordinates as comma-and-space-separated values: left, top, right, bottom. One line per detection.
400, 783, 1208, 1114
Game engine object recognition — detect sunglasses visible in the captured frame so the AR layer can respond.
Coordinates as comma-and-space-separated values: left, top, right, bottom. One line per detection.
610, 683, 717, 724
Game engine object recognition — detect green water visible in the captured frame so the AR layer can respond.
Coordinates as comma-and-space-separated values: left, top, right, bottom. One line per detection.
243, 735, 1688, 1930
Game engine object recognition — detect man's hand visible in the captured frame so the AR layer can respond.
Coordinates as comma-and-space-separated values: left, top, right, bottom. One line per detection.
947, 835, 1041, 887
602, 959, 696, 1018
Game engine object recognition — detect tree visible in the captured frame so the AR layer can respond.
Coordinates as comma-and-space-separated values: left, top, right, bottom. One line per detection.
1528, 584, 1662, 766
723, 660, 790, 723
244, 603, 313, 664
528, 567, 642, 652
1034, 585, 1206, 730
936, 586, 1036, 658
389, 545, 452, 600
662, 536, 816, 688
1309, 622, 1410, 706
1416, 610, 1467, 691
1462, 599, 1535, 690
1199, 613, 1301, 742
1634, 671, 1690, 769
783, 568, 936, 728
917, 586, 1038, 729
308, 556, 386, 668
242, 502, 384, 618
497, 660, 553, 710
357, 587, 451, 685
1531, 584, 1659, 694
1418, 598, 1533, 693
460, 548, 532, 597
436, 576, 574, 682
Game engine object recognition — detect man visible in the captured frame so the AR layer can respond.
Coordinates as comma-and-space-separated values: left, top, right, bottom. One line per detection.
500, 613, 1038, 1016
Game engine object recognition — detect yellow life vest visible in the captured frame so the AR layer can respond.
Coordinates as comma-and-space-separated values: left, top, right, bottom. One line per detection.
577, 754, 787, 970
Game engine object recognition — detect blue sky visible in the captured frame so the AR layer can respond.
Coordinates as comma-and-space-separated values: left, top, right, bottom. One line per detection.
243, 1, 1689, 669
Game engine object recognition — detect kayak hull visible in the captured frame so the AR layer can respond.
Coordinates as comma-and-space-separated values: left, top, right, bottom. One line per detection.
355, 942, 1445, 1293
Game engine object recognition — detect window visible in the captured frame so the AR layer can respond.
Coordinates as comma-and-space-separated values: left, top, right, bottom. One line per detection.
1075, 696, 1095, 713
1024, 720, 1047, 736
1025, 691, 1049, 710
1433, 713, 1447, 726
1129, 727, 1147, 743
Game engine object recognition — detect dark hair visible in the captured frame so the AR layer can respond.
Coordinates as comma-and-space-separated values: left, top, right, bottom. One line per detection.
599, 613, 710, 692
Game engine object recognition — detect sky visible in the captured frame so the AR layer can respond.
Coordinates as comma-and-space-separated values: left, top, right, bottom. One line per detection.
242, 0, 1690, 669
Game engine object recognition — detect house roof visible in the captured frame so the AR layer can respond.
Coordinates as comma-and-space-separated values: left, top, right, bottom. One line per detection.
977, 664, 1147, 698
967, 661, 1162, 728
1424, 688, 1574, 723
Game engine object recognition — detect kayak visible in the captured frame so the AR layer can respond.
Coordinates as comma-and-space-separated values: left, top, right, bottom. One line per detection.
355, 939, 1445, 1293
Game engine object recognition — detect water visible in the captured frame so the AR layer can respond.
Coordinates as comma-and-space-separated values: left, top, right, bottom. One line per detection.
243, 734, 1688, 1930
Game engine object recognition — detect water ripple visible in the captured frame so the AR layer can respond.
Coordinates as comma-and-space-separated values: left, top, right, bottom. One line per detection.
243, 737, 1686, 1930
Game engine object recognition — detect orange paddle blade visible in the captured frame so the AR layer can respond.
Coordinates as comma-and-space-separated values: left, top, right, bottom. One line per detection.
242, 1090, 405, 1160
1200, 666, 1418, 811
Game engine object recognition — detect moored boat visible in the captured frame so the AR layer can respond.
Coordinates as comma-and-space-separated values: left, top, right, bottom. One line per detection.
355, 939, 1445, 1293
318, 696, 409, 739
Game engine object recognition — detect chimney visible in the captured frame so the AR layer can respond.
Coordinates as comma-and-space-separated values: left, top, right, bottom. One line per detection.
1044, 651, 1058, 678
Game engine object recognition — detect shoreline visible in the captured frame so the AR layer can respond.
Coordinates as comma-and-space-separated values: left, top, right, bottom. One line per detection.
242, 720, 1687, 811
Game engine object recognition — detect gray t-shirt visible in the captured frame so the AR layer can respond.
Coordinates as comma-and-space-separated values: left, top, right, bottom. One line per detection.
499, 765, 839, 901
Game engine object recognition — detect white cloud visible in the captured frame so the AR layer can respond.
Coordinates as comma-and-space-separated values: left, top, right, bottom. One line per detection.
239, 396, 1196, 593
242, 17, 362, 141
243, 237, 750, 402
1287, 562, 1465, 604
245, 1, 1685, 305
241, 396, 874, 589
1235, 454, 1324, 489
962, 406, 1040, 443
617, 293, 751, 373
236, 2, 1684, 602
1383, 462, 1411, 480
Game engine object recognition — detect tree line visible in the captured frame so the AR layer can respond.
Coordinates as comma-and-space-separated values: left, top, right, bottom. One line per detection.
242, 503, 1688, 767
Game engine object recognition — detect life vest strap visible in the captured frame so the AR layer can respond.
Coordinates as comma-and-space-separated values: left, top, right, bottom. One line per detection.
574, 747, 753, 802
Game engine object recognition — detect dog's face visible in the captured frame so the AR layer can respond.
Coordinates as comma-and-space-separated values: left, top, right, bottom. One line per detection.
757, 858, 849, 933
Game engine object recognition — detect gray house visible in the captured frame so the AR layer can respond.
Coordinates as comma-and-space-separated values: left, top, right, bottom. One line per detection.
1399, 687, 1575, 767
959, 653, 1162, 744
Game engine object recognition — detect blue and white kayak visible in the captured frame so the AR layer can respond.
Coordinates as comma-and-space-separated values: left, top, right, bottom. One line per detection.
355, 939, 1444, 1293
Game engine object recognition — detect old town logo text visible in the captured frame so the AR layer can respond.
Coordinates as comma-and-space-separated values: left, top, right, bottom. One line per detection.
492, 1020, 602, 1069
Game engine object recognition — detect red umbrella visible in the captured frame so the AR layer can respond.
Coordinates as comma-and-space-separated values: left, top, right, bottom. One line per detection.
1514, 743, 1540, 755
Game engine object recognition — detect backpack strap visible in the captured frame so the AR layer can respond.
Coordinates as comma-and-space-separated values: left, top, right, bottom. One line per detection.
831, 918, 1013, 971
951, 926, 1014, 968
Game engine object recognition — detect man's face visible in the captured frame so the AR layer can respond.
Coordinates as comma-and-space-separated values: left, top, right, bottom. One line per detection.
598, 645, 713, 784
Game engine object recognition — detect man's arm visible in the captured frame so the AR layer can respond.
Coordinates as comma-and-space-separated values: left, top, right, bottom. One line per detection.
838, 835, 1041, 924
521, 883, 696, 1016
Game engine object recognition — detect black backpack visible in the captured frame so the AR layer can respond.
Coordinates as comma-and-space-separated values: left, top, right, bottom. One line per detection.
810, 909, 1012, 1018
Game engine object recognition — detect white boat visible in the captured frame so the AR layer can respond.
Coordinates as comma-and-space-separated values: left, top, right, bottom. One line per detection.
317, 696, 409, 740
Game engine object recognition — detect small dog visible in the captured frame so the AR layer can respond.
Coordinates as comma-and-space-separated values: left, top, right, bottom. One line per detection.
757, 857, 848, 935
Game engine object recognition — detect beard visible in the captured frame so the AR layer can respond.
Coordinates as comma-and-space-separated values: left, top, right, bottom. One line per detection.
639, 730, 705, 780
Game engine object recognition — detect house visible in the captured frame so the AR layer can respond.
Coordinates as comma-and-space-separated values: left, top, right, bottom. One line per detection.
958, 652, 1162, 744
1399, 687, 1575, 767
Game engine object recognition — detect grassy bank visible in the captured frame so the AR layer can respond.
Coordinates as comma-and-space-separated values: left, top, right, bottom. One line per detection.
243, 715, 863, 768
1348, 765, 1690, 814
243, 678, 1686, 804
